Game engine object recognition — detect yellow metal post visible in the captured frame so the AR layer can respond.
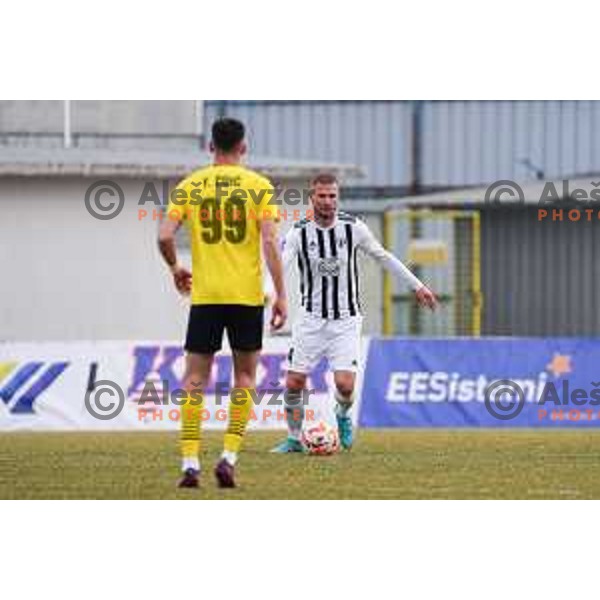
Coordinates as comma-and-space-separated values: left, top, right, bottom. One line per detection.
381, 207, 481, 337
382, 210, 393, 335
472, 211, 482, 336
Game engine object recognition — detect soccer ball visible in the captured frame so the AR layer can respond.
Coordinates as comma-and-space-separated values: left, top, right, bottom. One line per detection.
301, 421, 340, 455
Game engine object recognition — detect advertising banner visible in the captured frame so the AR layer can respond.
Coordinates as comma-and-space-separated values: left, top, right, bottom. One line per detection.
0, 338, 367, 431
359, 338, 600, 428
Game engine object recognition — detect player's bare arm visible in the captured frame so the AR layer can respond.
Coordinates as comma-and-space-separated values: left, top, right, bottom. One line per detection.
261, 219, 287, 330
158, 218, 192, 295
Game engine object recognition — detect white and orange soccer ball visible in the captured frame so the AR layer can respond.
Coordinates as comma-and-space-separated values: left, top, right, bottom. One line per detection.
301, 421, 340, 455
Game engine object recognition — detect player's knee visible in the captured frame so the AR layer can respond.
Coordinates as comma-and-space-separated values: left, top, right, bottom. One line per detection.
336, 386, 354, 400
335, 378, 355, 399
286, 372, 306, 392
184, 373, 204, 394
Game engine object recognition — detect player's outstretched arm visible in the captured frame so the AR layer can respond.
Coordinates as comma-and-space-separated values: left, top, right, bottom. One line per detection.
158, 219, 192, 295
261, 219, 287, 330
357, 221, 438, 311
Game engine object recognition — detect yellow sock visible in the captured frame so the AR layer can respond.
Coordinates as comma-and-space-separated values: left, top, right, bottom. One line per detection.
224, 387, 253, 454
180, 391, 203, 461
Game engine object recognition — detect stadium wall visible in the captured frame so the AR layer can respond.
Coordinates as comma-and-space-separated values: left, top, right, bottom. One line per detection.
0, 100, 200, 151
0, 174, 386, 341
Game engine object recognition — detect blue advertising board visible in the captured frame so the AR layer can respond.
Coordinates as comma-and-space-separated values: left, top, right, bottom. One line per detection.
359, 338, 600, 427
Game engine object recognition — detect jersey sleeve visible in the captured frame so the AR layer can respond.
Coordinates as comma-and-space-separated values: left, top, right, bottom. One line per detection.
255, 176, 278, 222
282, 226, 300, 271
165, 175, 191, 223
355, 220, 424, 291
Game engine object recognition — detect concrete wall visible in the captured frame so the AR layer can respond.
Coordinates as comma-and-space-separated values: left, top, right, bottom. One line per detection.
0, 101, 200, 151
0, 101, 197, 134
0, 177, 182, 341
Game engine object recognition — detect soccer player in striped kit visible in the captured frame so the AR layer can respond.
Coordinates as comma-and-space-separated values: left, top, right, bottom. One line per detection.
272, 173, 438, 453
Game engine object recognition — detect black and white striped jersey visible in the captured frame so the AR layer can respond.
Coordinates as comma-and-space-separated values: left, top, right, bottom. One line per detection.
282, 212, 423, 320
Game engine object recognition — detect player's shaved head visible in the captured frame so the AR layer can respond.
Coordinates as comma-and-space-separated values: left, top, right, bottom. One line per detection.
211, 118, 246, 153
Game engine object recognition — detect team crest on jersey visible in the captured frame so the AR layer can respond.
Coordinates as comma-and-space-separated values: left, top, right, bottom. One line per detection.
317, 257, 341, 276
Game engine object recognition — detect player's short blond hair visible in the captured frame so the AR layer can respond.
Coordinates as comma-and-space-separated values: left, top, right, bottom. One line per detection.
311, 173, 338, 188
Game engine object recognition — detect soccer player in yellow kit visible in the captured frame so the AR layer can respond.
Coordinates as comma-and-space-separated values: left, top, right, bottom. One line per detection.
158, 118, 287, 489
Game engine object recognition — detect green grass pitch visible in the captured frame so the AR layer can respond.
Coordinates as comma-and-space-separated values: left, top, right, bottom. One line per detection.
2, 430, 600, 499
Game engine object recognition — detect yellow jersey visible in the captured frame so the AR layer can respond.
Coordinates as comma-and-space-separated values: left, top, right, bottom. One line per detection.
167, 164, 277, 306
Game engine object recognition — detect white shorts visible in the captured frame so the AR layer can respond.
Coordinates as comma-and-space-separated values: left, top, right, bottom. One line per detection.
287, 311, 363, 374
